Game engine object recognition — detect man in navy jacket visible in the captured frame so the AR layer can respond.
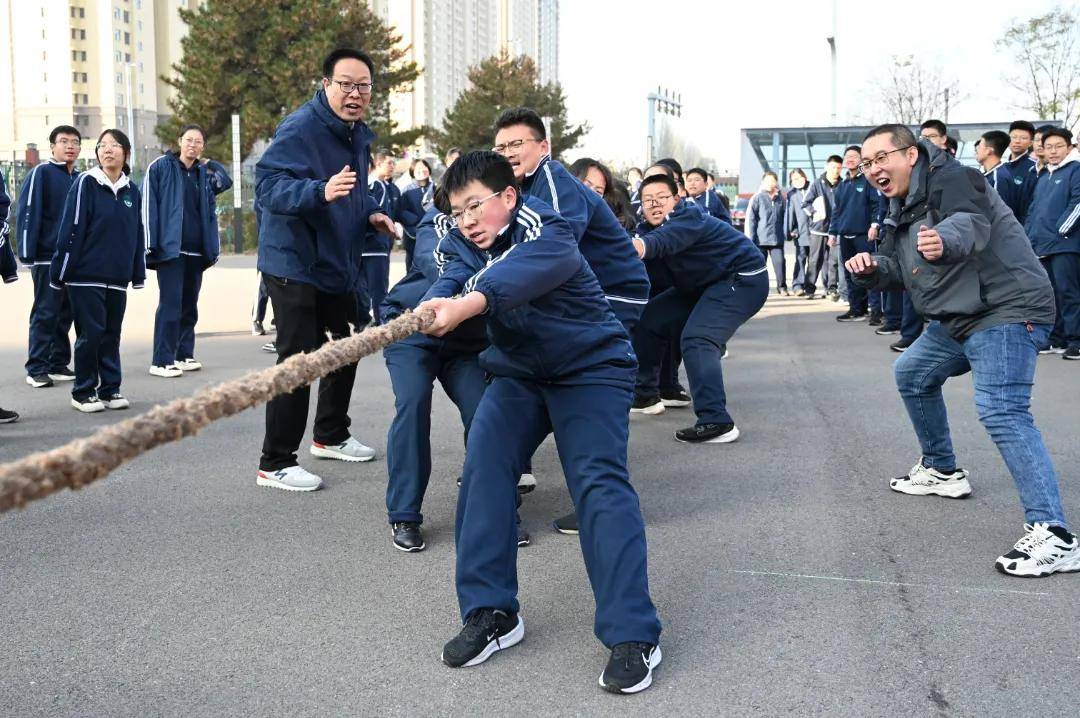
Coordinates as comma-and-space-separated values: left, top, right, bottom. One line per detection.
830, 145, 885, 322
1005, 120, 1039, 224
976, 131, 1021, 218
0, 171, 18, 424
685, 167, 732, 223
17, 125, 81, 388
1024, 127, 1080, 358
254, 48, 396, 492
801, 156, 842, 299
418, 152, 662, 695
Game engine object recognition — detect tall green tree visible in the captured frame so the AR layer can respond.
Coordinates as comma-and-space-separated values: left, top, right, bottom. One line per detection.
997, 5, 1080, 130
156, 0, 420, 161
431, 52, 587, 158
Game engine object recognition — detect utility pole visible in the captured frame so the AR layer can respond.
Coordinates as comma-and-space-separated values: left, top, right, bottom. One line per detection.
124, 62, 136, 168
646, 86, 682, 166
826, 0, 837, 124
944, 87, 950, 124
231, 113, 242, 253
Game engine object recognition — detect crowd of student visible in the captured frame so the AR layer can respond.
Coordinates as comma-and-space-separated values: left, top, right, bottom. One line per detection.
1, 46, 1078, 697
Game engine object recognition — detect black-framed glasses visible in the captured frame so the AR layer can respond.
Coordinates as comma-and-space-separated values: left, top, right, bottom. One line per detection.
856, 147, 912, 175
492, 138, 542, 155
329, 79, 374, 95
53, 138, 82, 147
450, 191, 502, 223
641, 194, 674, 208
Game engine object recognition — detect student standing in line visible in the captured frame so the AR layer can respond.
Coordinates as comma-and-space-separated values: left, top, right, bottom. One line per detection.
801, 155, 842, 300
143, 124, 233, 378
50, 130, 145, 413
1005, 120, 1038, 223
746, 171, 788, 295
685, 167, 732, 224
0, 170, 20, 423
976, 131, 1020, 217
17, 125, 81, 388
418, 151, 663, 694
786, 169, 812, 295
398, 158, 435, 271
360, 150, 400, 326
830, 145, 885, 323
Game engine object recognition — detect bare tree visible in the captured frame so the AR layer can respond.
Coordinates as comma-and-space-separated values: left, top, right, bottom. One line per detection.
872, 55, 963, 124
997, 5, 1080, 130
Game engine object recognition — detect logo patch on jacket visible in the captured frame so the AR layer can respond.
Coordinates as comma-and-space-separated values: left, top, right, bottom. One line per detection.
123, 197, 133, 207
1014, 176, 1024, 185
856, 186, 864, 192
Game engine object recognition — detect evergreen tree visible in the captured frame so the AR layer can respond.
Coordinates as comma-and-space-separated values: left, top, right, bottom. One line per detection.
156, 0, 420, 161
431, 52, 587, 159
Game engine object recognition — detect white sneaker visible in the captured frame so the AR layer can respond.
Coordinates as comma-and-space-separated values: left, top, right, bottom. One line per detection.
889, 461, 971, 498
176, 358, 202, 371
309, 436, 376, 462
995, 523, 1080, 577
102, 393, 130, 410
256, 465, 323, 492
71, 395, 105, 413
149, 364, 183, 378
517, 473, 536, 494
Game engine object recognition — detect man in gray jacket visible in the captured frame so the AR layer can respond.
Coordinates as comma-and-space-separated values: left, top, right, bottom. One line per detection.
846, 124, 1077, 578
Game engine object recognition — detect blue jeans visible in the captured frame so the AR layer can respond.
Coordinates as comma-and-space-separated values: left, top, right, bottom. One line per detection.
893, 321, 1067, 527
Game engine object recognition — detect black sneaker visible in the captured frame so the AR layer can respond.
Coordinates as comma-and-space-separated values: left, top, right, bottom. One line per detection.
25, 374, 53, 388
0, 407, 19, 424
392, 522, 425, 552
674, 423, 739, 444
804, 291, 818, 300
890, 337, 914, 352
630, 394, 665, 415
868, 311, 883, 326
252, 320, 266, 336
836, 311, 868, 322
599, 642, 662, 694
441, 609, 524, 668
517, 523, 531, 547
660, 387, 691, 407
875, 324, 901, 335
48, 367, 76, 382
552, 511, 579, 535
1064, 347, 1080, 360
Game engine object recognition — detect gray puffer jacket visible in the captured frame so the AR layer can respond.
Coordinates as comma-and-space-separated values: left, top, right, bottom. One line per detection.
854, 141, 1055, 340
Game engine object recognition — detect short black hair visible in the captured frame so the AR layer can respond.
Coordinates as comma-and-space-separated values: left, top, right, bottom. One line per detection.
440, 150, 517, 201
863, 123, 917, 150
686, 167, 709, 181
762, 171, 778, 181
920, 119, 947, 136
410, 158, 433, 178
1041, 127, 1074, 145
655, 157, 684, 178
843, 144, 861, 155
644, 163, 674, 178
322, 48, 374, 80
373, 149, 395, 163
826, 154, 843, 165
1035, 124, 1056, 137
627, 166, 643, 175
638, 173, 678, 196
50, 125, 80, 143
178, 123, 205, 141
1009, 120, 1036, 137
980, 130, 1009, 158
493, 107, 546, 140
945, 135, 958, 154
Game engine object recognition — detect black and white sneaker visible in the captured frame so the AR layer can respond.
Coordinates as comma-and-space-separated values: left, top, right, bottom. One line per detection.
868, 311, 883, 326
630, 394, 665, 415
48, 367, 76, 382
599, 642, 662, 694
674, 423, 739, 444
1039, 345, 1066, 355
0, 407, 19, 424
517, 473, 536, 494
995, 523, 1080, 577
441, 609, 524, 668
875, 325, 901, 335
890, 337, 914, 352
889, 462, 971, 498
391, 522, 425, 552
836, 311, 868, 322
517, 523, 531, 547
552, 511, 578, 535
71, 395, 105, 413
261, 341, 277, 353
1064, 347, 1080, 360
26, 374, 53, 388
252, 320, 266, 336
660, 388, 692, 408
102, 393, 130, 410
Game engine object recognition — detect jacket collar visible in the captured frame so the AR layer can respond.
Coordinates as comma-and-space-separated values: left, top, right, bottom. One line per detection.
1048, 148, 1080, 174
524, 154, 551, 179
87, 166, 130, 195
309, 89, 375, 146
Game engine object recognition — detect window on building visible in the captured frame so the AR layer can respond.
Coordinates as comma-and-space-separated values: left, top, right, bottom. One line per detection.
137, 41, 142, 51
79, 7, 85, 17
123, 10, 129, 22
114, 30, 120, 41
124, 32, 130, 45
116, 73, 123, 84
80, 29, 86, 39
113, 7, 120, 18
118, 94, 125, 107
81, 51, 87, 61
125, 53, 131, 62
72, 50, 77, 60
83, 73, 88, 82
137, 20, 142, 30
115, 51, 121, 61
139, 83, 144, 94
138, 61, 144, 72
70, 6, 76, 17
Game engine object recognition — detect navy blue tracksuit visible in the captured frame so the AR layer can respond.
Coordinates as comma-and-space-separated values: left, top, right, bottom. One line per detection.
381, 208, 488, 525
143, 151, 232, 366
1005, 151, 1038, 224
398, 181, 434, 271
426, 195, 660, 648
0, 171, 18, 285
689, 190, 732, 224
359, 178, 398, 325
984, 162, 1022, 220
634, 200, 768, 427
830, 172, 886, 314
50, 169, 146, 401
17, 160, 77, 376
1025, 154, 1080, 349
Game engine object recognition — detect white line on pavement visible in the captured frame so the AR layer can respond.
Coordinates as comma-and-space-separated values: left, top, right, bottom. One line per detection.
731, 569, 1051, 597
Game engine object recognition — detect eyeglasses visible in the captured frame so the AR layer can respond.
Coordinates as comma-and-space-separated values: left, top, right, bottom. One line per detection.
492, 138, 542, 155
54, 138, 81, 147
450, 191, 502, 223
856, 147, 912, 175
181, 138, 204, 146
641, 194, 674, 208
329, 79, 374, 95
96, 142, 123, 151
1042, 142, 1070, 152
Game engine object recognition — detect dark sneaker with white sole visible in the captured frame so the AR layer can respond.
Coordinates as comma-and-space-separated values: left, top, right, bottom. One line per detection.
392, 522, 425, 552
48, 367, 76, 382
836, 311, 868, 322
630, 394, 665, 415
441, 609, 524, 668
0, 407, 19, 424
995, 523, 1080, 577
599, 642, 662, 694
674, 423, 739, 444
1064, 347, 1080, 360
552, 511, 578, 535
26, 374, 53, 388
660, 388, 692, 407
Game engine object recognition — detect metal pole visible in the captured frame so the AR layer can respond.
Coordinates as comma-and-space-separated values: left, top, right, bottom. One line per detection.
828, 0, 837, 124
646, 91, 657, 166
231, 113, 242, 254
125, 63, 136, 168
944, 88, 950, 124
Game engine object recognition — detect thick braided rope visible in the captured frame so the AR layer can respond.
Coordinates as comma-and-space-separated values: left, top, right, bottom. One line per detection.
0, 309, 434, 514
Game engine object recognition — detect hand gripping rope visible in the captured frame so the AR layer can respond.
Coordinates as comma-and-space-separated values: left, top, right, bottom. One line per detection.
0, 309, 435, 514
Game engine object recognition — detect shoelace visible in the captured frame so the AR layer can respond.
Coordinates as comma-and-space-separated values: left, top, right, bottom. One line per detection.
1012, 523, 1054, 556
611, 642, 648, 670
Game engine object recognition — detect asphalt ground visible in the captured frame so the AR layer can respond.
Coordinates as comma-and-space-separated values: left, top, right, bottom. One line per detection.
1, 255, 1078, 716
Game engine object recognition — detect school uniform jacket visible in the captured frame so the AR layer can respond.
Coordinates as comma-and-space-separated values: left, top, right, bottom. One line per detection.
785, 186, 812, 247
422, 194, 636, 389
636, 198, 766, 294
520, 155, 650, 318
688, 191, 732, 224
983, 162, 1021, 220
17, 160, 79, 265
801, 174, 840, 238
142, 151, 232, 269
1024, 149, 1080, 257
50, 167, 146, 291
362, 178, 395, 257
1005, 151, 1038, 224
829, 172, 885, 236
398, 182, 434, 241
746, 190, 786, 248
0, 171, 17, 283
